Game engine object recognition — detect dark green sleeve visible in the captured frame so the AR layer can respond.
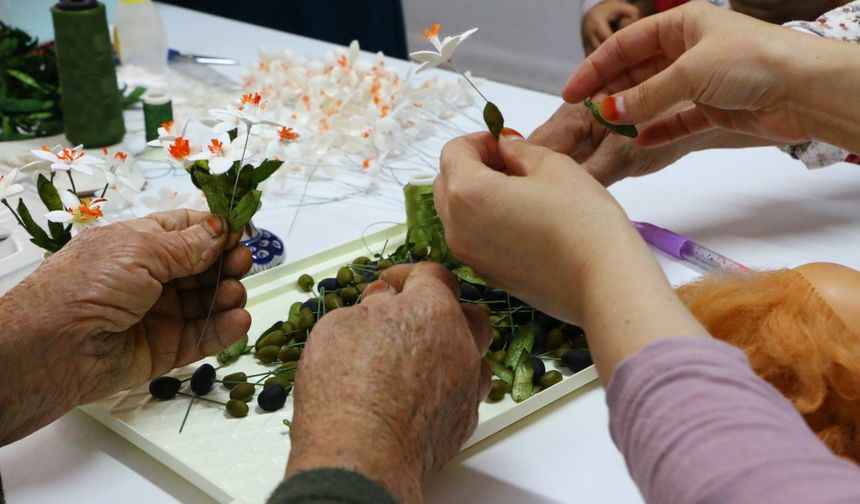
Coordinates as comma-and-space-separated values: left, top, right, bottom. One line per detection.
267, 468, 399, 504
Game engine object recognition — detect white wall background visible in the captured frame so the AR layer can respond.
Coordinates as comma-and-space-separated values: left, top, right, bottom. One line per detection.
402, 0, 585, 94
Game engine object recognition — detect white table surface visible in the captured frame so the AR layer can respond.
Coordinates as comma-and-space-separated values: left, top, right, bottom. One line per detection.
4, 4, 860, 504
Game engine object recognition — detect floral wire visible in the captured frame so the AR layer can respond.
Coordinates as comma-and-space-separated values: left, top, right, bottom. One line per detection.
178, 395, 195, 433
1, 199, 24, 227
178, 391, 229, 406
66, 170, 77, 195
452, 64, 490, 104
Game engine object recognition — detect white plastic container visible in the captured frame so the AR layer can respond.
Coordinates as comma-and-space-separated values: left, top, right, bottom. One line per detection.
114, 0, 168, 76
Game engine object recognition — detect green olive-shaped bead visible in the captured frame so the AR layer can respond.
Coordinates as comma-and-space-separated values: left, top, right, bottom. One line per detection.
279, 346, 302, 363
372, 270, 382, 281
491, 350, 506, 364
264, 375, 292, 389
297, 274, 315, 292
257, 345, 280, 364
230, 383, 256, 402
546, 328, 565, 352
298, 308, 316, 331
491, 328, 502, 348
336, 267, 354, 287
223, 372, 247, 389
487, 380, 507, 402
324, 292, 343, 311
553, 344, 575, 359
280, 321, 296, 335
226, 399, 249, 418
377, 259, 394, 271
410, 244, 428, 260
355, 282, 368, 294
255, 330, 286, 351
340, 286, 359, 305
539, 370, 563, 389
352, 256, 371, 267
429, 248, 444, 263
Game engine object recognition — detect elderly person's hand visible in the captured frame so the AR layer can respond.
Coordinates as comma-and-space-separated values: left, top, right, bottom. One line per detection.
564, 2, 860, 153
0, 210, 251, 444
285, 262, 492, 504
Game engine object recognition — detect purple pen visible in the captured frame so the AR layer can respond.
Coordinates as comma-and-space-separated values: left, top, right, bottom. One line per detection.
632, 221, 750, 273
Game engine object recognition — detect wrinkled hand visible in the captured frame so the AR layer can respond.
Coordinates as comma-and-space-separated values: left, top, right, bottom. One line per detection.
566, 3, 825, 147
582, 0, 642, 54
6, 210, 251, 406
286, 263, 492, 504
435, 133, 634, 323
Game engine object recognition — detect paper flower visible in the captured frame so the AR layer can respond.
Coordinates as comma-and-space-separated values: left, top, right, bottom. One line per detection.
165, 137, 195, 168
188, 134, 247, 174
102, 151, 137, 191
0, 169, 23, 200
210, 92, 284, 131
46, 190, 108, 232
264, 127, 301, 160
409, 24, 478, 73
29, 145, 104, 175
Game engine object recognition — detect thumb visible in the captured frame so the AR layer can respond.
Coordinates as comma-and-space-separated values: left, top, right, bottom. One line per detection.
150, 214, 228, 282
597, 59, 695, 126
498, 135, 566, 177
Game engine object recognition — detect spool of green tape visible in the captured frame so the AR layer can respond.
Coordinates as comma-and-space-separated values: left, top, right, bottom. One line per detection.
403, 174, 454, 263
143, 92, 173, 142
51, 0, 125, 147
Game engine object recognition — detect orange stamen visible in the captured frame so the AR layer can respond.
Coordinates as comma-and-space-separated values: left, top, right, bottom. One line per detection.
362, 159, 372, 170
278, 127, 300, 142
207, 138, 225, 155
338, 55, 349, 68
161, 120, 174, 133
57, 149, 84, 163
114, 151, 128, 162
423, 23, 441, 40
168, 137, 191, 161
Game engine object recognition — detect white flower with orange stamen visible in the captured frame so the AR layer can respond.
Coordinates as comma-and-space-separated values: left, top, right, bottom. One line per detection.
210, 92, 284, 132
46, 190, 108, 233
104, 151, 137, 191
409, 24, 478, 73
163, 137, 195, 168
264, 126, 302, 160
29, 145, 104, 175
188, 133, 246, 174
0, 168, 23, 200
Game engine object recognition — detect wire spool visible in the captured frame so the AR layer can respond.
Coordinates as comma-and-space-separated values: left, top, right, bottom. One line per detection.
51, 0, 125, 147
142, 92, 173, 142
403, 173, 454, 263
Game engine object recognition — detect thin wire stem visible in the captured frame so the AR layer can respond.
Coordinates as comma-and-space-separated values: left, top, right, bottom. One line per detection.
452, 65, 490, 104
1, 199, 24, 227
66, 171, 77, 194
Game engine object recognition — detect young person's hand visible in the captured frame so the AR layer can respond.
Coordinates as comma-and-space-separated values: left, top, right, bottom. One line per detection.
582, 0, 642, 54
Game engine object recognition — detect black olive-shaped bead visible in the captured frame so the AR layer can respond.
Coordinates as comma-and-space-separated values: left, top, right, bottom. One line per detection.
361, 271, 374, 283
279, 346, 302, 363
561, 351, 593, 373
230, 383, 256, 402
533, 326, 547, 352
531, 357, 546, 385
534, 312, 560, 332
563, 324, 587, 345
539, 370, 563, 389
226, 399, 249, 418
341, 286, 359, 305
190, 364, 216, 396
487, 380, 507, 402
297, 274, 315, 292
553, 343, 575, 359
149, 376, 181, 400
486, 289, 507, 304
459, 282, 483, 302
258, 384, 289, 411
317, 277, 339, 294
301, 298, 319, 314
336, 267, 354, 287
223, 372, 247, 389
257, 345, 280, 364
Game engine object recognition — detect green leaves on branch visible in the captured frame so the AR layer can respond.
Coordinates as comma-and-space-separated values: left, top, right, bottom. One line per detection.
1, 175, 72, 253
452, 266, 487, 286
584, 99, 638, 138
189, 159, 284, 232
121, 85, 147, 109
483, 101, 504, 139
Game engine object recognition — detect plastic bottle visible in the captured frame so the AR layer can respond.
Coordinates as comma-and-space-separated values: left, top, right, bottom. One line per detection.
113, 0, 168, 75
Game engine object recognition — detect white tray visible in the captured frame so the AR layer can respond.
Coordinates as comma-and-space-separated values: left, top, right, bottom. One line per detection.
80, 224, 598, 504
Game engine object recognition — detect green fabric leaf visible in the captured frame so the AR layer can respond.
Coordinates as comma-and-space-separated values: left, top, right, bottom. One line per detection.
485, 357, 514, 385
584, 99, 639, 138
16, 198, 54, 251
37, 174, 69, 242
121, 86, 147, 108
483, 101, 504, 139
199, 178, 231, 217
228, 189, 261, 231
512, 353, 535, 402
504, 323, 536, 370
217, 334, 249, 365
5, 69, 48, 93
0, 97, 53, 113
452, 266, 487, 286
252, 159, 284, 186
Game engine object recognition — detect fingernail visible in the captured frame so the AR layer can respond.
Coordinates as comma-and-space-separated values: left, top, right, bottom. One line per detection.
203, 214, 225, 238
501, 127, 525, 141
600, 95, 625, 121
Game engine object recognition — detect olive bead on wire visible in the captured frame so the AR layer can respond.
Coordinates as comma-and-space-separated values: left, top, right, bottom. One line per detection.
258, 384, 290, 412
297, 274, 315, 293
540, 370, 563, 389
355, 282, 369, 294
298, 308, 316, 331
226, 399, 249, 418
487, 380, 507, 402
352, 256, 371, 267
340, 286, 359, 305
230, 383, 256, 402
324, 292, 343, 311
317, 277, 339, 294
377, 258, 394, 271
190, 364, 216, 396
257, 345, 280, 364
149, 376, 181, 400
336, 266, 354, 287
265, 375, 291, 389
279, 346, 301, 363
222, 372, 247, 389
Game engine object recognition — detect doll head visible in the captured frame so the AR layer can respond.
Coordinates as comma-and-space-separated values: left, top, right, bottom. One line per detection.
677, 263, 860, 462
729, 0, 849, 24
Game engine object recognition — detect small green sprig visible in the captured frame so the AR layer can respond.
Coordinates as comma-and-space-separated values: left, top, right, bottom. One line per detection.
584, 99, 638, 138
1, 174, 72, 252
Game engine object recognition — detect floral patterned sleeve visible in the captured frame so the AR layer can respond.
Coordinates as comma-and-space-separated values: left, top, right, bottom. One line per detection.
781, 1, 860, 169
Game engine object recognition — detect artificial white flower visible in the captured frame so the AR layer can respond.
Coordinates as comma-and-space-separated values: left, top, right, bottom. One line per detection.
264, 126, 302, 160
162, 136, 196, 169
46, 190, 108, 233
188, 133, 247, 174
102, 151, 138, 191
29, 145, 104, 175
409, 24, 478, 73
210, 92, 284, 131
0, 168, 23, 200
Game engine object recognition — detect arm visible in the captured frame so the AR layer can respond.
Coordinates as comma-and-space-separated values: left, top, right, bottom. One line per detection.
609, 338, 860, 503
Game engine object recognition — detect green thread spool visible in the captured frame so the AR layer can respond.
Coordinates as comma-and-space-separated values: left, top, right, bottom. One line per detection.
51, 0, 125, 147
142, 92, 173, 142
403, 174, 454, 263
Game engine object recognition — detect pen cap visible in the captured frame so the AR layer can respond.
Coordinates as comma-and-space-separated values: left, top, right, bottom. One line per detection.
633, 222, 689, 259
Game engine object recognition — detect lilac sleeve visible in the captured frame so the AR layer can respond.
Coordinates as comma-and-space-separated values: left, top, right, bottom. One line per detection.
606, 338, 860, 504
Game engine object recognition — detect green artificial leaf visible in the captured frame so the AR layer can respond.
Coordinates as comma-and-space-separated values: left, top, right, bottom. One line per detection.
236, 164, 255, 195
452, 266, 487, 286
227, 128, 239, 142
584, 99, 639, 138
228, 189, 261, 232
483, 101, 504, 139
121, 86, 147, 108
252, 159, 284, 186
16, 198, 56, 251
198, 178, 231, 217
511, 352, 535, 403
37, 174, 69, 242
217, 334, 249, 365
504, 323, 536, 370
282, 419, 292, 429
0, 97, 53, 113
5, 69, 48, 93
485, 357, 514, 385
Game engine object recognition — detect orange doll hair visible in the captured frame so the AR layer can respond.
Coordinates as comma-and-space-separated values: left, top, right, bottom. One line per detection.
677, 269, 860, 462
